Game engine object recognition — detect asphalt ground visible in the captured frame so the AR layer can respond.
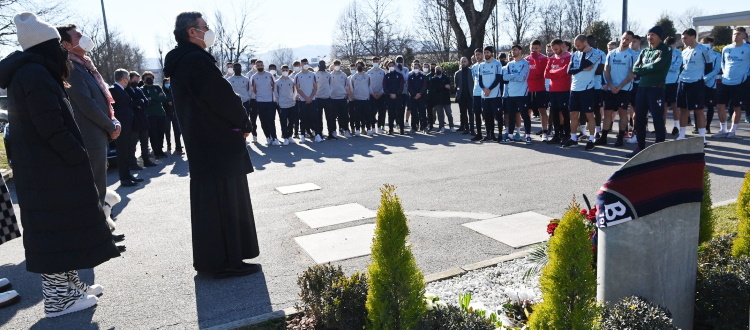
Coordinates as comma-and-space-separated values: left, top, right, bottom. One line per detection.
0, 104, 748, 329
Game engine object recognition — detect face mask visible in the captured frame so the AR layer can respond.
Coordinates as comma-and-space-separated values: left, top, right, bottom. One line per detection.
226, 68, 234, 74
397, 63, 403, 70
423, 67, 429, 72
372, 62, 380, 68
165, 84, 170, 88
196, 28, 216, 48
145, 78, 154, 85
282, 71, 289, 77
436, 70, 442, 76
357, 66, 364, 72
413, 69, 420, 74
334, 66, 341, 71
303, 64, 310, 70
76, 35, 95, 52
270, 70, 277, 75
129, 81, 138, 88
257, 67, 264, 72
293, 67, 301, 72
389, 67, 396, 72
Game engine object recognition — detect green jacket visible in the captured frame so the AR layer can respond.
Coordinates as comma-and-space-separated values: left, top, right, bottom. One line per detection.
142, 84, 167, 116
632, 42, 671, 88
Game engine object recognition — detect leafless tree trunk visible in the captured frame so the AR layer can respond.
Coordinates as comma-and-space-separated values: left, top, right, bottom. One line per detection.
484, 4, 500, 51
209, 2, 256, 69
436, 0, 498, 59
676, 7, 701, 32
81, 20, 144, 82
566, 0, 601, 37
270, 46, 295, 67
504, 0, 536, 46
155, 35, 175, 72
535, 0, 569, 44
417, 0, 454, 63
0, 0, 69, 47
332, 1, 364, 63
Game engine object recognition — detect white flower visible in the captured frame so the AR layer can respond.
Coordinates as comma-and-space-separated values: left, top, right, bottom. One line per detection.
424, 292, 437, 301
435, 300, 448, 309
424, 299, 434, 311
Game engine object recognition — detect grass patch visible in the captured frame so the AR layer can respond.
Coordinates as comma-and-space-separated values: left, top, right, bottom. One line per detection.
712, 203, 739, 238
0, 134, 8, 170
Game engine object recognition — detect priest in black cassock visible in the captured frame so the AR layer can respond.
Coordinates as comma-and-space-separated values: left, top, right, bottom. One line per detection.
163, 11, 260, 279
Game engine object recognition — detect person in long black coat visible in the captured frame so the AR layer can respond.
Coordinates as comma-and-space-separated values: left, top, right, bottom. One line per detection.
164, 11, 260, 279
0, 12, 119, 317
110, 69, 140, 186
124, 72, 156, 169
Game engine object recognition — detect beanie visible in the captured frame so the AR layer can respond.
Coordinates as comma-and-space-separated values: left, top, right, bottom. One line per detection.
14, 12, 60, 51
648, 25, 664, 40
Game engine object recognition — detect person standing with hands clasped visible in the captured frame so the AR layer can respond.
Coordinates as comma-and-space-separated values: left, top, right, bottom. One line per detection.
141, 71, 168, 159
164, 11, 261, 279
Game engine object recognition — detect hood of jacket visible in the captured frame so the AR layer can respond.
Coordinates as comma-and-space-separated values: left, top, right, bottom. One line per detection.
164, 41, 215, 78
0, 51, 45, 89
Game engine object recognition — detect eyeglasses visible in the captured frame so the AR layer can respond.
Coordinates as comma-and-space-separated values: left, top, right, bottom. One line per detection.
192, 24, 210, 31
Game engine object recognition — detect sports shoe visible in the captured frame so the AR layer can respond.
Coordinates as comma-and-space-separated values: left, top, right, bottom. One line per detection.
327, 135, 338, 140
272, 139, 281, 146
562, 139, 579, 148
525, 136, 532, 144
594, 136, 607, 146
368, 129, 374, 135
676, 136, 686, 140
45, 294, 98, 318
542, 133, 548, 141
471, 135, 483, 141
501, 136, 513, 143
355, 130, 361, 136
252, 135, 258, 143
727, 132, 737, 138
70, 283, 103, 296
377, 128, 385, 134
300, 136, 306, 144
450, 128, 456, 132
513, 132, 521, 141
344, 131, 353, 138
712, 131, 728, 138
626, 135, 638, 144
314, 135, 323, 142
585, 141, 595, 151
671, 127, 679, 136
0, 290, 20, 308
546, 136, 561, 144
283, 138, 290, 146
692, 128, 699, 134
266, 137, 271, 145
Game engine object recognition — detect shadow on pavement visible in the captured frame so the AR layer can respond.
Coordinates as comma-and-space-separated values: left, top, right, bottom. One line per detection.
194, 270, 272, 328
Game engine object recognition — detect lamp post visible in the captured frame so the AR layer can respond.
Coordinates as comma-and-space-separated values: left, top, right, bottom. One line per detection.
622, 0, 628, 33
100, 0, 112, 54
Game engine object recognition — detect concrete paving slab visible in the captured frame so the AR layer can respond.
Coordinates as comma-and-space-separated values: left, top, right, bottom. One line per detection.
295, 203, 376, 228
276, 182, 321, 195
294, 224, 376, 264
462, 212, 552, 248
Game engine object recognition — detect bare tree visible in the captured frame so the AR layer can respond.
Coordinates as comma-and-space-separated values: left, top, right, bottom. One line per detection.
208, 2, 256, 69
0, 0, 69, 47
536, 0, 570, 44
484, 3, 500, 50
417, 0, 454, 63
504, 0, 537, 46
567, 0, 601, 37
155, 35, 175, 72
332, 1, 364, 64
676, 7, 701, 32
270, 46, 295, 67
436, 0, 498, 58
82, 20, 144, 82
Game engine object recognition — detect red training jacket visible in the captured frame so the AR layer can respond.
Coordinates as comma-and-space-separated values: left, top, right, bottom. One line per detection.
525, 52, 548, 93
544, 52, 572, 92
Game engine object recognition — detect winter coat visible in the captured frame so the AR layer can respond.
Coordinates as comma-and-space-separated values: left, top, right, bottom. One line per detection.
0, 51, 119, 273
163, 41, 253, 180
125, 86, 149, 131
428, 74, 452, 105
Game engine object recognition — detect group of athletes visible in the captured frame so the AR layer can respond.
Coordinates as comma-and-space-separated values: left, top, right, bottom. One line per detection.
226, 25, 748, 157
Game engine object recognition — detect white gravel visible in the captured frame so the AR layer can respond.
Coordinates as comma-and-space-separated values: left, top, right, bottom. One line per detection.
425, 256, 541, 315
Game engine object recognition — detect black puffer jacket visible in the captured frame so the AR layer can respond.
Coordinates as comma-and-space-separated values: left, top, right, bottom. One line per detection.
0, 51, 119, 273
163, 41, 253, 180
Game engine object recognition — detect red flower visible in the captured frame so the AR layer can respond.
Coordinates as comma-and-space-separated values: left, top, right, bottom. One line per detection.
580, 210, 587, 215
547, 223, 559, 236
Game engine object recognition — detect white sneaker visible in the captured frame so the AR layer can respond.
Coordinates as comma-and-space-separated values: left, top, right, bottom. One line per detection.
272, 139, 281, 146
252, 135, 257, 143
45, 294, 98, 318
300, 136, 306, 143
712, 131, 728, 138
727, 132, 737, 138
377, 128, 385, 134
333, 131, 339, 138
289, 138, 297, 144
676, 136, 686, 140
542, 133, 549, 141
266, 137, 271, 145
626, 135, 638, 144
440, 128, 445, 133
368, 129, 374, 135
0, 290, 19, 308
283, 138, 290, 146
314, 135, 323, 142
355, 130, 361, 136
344, 131, 353, 138
84, 284, 103, 296
450, 128, 456, 132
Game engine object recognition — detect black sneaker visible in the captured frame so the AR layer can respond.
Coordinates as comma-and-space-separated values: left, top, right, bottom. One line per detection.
594, 136, 607, 146
525, 136, 532, 144
585, 141, 595, 151
327, 135, 338, 140
546, 137, 561, 144
614, 137, 624, 147
562, 139, 579, 148
491, 135, 499, 141
501, 137, 513, 143
671, 127, 679, 136
481, 136, 492, 142
535, 130, 545, 135
471, 135, 483, 141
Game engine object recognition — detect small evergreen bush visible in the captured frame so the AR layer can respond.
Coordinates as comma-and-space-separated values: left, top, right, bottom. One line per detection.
366, 185, 425, 330
600, 296, 677, 329
700, 167, 714, 244
417, 304, 496, 330
296, 264, 369, 329
732, 170, 750, 257
696, 235, 750, 329
527, 201, 599, 329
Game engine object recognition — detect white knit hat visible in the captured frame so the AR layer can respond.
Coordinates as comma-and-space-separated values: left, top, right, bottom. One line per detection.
14, 12, 60, 51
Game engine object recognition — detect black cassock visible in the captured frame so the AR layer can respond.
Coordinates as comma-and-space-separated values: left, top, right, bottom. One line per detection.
164, 41, 259, 272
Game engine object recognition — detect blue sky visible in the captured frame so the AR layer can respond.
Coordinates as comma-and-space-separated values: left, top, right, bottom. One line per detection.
29, 0, 740, 58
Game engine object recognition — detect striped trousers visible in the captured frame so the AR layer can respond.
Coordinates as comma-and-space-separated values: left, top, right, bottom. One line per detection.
41, 271, 89, 313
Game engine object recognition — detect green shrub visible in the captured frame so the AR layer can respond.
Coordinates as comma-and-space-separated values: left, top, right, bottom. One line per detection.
527, 201, 599, 329
296, 264, 369, 329
366, 185, 425, 330
600, 296, 677, 329
732, 170, 750, 257
417, 304, 495, 330
438, 61, 459, 84
696, 235, 750, 329
700, 167, 714, 244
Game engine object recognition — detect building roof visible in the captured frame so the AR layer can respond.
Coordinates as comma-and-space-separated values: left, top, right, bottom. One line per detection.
694, 11, 750, 27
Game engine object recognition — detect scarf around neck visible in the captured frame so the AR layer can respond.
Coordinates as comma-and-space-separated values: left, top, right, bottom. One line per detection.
68, 52, 115, 119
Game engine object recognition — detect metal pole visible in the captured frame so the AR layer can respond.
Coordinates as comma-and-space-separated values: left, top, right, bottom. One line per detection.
622, 0, 628, 33
100, 0, 112, 52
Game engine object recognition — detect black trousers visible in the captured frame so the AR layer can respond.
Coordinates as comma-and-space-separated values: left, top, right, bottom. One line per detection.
165, 113, 182, 149
635, 87, 666, 149
386, 96, 404, 131
278, 107, 292, 139
408, 97, 426, 131
371, 97, 386, 128
299, 100, 322, 136
148, 115, 166, 156
348, 100, 356, 132
481, 97, 501, 137
247, 100, 259, 136
115, 121, 133, 181
318, 98, 337, 136
472, 96, 483, 136
331, 99, 349, 132
257, 102, 277, 139
458, 96, 474, 131
130, 129, 150, 165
